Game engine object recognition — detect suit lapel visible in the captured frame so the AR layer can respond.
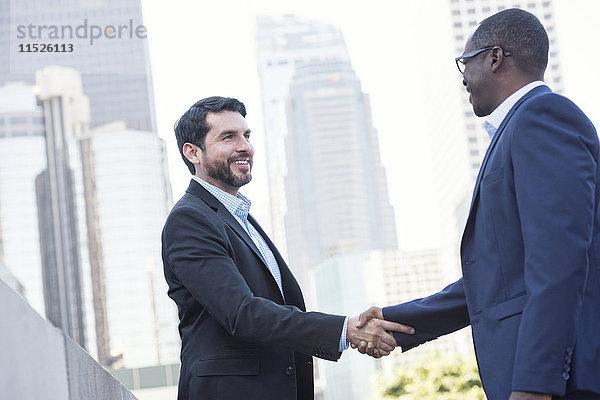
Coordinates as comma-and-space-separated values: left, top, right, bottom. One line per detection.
216, 206, 268, 267
248, 214, 305, 309
185, 180, 305, 308
185, 180, 268, 269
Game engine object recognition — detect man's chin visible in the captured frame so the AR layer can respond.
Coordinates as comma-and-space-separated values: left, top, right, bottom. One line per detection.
232, 174, 252, 187
473, 106, 490, 118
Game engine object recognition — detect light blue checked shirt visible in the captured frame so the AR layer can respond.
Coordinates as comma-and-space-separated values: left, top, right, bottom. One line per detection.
193, 177, 349, 352
484, 80, 545, 140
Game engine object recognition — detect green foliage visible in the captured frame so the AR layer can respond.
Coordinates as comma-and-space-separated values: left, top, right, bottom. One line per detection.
372, 352, 487, 400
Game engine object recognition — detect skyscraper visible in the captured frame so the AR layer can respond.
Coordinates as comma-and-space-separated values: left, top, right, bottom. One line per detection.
0, 83, 47, 316
35, 66, 90, 347
83, 121, 179, 367
255, 15, 351, 255
285, 60, 398, 289
1, 0, 156, 131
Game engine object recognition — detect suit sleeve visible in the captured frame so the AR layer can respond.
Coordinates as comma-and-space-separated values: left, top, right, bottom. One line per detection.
382, 279, 470, 351
162, 205, 345, 361
509, 95, 597, 393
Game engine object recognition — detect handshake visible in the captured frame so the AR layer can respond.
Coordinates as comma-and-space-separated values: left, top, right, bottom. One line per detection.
346, 306, 415, 359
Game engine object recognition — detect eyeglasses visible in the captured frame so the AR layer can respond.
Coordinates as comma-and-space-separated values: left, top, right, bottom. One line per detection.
455, 46, 511, 74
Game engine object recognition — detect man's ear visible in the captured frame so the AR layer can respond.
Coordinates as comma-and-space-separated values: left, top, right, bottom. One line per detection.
183, 143, 202, 165
490, 46, 505, 73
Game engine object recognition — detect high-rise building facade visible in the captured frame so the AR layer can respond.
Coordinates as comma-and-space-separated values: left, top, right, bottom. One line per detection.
285, 60, 398, 289
84, 121, 179, 367
255, 15, 351, 255
0, 1, 179, 368
1, 0, 156, 131
35, 67, 90, 347
0, 83, 48, 316
0, 68, 178, 367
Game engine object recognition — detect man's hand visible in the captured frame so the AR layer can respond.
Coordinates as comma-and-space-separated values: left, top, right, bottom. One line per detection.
509, 391, 551, 400
346, 306, 414, 358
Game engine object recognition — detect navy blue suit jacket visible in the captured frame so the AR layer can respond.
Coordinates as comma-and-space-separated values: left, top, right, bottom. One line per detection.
162, 181, 345, 400
384, 86, 600, 399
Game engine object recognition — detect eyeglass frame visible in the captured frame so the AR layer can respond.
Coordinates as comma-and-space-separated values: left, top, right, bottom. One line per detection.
455, 46, 511, 74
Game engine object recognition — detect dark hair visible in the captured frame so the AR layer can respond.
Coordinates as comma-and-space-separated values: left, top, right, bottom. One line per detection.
174, 96, 246, 174
472, 8, 549, 77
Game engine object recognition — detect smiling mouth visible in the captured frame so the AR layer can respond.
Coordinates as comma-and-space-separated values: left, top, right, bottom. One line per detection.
232, 159, 251, 170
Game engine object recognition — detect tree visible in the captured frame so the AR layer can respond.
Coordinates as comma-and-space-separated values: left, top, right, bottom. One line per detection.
371, 352, 486, 400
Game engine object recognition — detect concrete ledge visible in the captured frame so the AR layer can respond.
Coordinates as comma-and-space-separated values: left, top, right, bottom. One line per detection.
0, 279, 137, 399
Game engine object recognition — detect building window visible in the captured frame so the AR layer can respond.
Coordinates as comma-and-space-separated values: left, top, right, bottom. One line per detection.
10, 116, 27, 124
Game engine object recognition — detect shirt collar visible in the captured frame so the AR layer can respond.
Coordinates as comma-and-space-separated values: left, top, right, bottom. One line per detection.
484, 80, 546, 140
192, 176, 251, 219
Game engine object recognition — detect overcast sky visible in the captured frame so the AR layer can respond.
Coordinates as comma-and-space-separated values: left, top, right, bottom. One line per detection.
142, 0, 600, 249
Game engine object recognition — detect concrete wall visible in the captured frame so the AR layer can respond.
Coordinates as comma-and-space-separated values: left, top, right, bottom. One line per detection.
0, 280, 137, 400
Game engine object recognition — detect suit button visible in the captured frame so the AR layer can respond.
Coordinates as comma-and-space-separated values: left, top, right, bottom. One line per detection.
563, 364, 571, 373
285, 366, 294, 375
566, 347, 573, 356
562, 372, 570, 380
565, 355, 572, 363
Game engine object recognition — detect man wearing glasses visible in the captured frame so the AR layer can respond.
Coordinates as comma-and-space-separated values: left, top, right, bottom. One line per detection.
360, 8, 600, 400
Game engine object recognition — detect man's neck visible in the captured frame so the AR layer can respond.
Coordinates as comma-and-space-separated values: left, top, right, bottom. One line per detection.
495, 75, 542, 109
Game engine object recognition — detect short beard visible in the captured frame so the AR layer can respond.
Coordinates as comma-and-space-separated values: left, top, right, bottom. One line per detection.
203, 153, 252, 188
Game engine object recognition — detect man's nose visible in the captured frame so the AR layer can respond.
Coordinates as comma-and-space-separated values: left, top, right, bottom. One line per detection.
237, 137, 251, 152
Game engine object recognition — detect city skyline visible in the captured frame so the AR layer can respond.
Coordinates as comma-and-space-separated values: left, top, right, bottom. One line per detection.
1, 0, 157, 132
0, 0, 179, 370
1, 1, 599, 398
143, 0, 600, 251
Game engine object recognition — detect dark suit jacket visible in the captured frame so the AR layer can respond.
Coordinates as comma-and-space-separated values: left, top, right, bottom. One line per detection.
162, 180, 345, 400
383, 86, 600, 399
